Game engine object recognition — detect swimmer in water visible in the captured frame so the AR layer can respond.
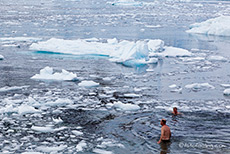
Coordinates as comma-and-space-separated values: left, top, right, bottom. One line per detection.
157, 119, 171, 144
172, 107, 181, 115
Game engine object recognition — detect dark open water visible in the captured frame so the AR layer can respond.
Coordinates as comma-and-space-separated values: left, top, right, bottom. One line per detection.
0, 0, 230, 153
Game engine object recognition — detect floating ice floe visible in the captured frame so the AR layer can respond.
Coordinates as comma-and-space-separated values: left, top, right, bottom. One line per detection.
45, 98, 74, 107
220, 84, 230, 88
0, 85, 29, 92
31, 125, 67, 133
169, 84, 182, 93
30, 38, 192, 67
124, 93, 141, 98
186, 16, 230, 37
93, 148, 113, 154
113, 101, 140, 111
31, 66, 78, 81
21, 152, 43, 154
109, 0, 142, 6
76, 140, 87, 152
18, 104, 41, 115
185, 83, 215, 90
0, 55, 4, 60
207, 55, 228, 62
78, 80, 99, 87
72, 130, 84, 136
52, 117, 63, 124
223, 89, 230, 95
0, 37, 42, 42
36, 145, 67, 153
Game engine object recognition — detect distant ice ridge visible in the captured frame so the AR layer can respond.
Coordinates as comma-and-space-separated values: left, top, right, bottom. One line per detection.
30, 38, 192, 67
186, 16, 230, 36
108, 0, 143, 6
31, 66, 78, 81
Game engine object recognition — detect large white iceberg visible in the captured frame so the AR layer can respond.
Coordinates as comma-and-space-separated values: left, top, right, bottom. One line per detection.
30, 38, 192, 67
31, 66, 78, 81
186, 16, 230, 36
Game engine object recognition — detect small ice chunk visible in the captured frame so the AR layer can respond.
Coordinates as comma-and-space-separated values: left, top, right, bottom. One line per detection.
31, 125, 67, 133
45, 98, 73, 107
0, 55, 4, 60
18, 104, 41, 115
103, 77, 112, 81
52, 117, 63, 124
185, 83, 215, 89
124, 93, 141, 98
36, 145, 67, 153
169, 84, 177, 88
21, 152, 43, 154
223, 89, 230, 95
93, 148, 113, 154
72, 130, 83, 136
207, 55, 227, 62
76, 140, 87, 152
0, 85, 29, 92
220, 84, 230, 88
113, 101, 140, 111
78, 80, 99, 87
31, 66, 78, 81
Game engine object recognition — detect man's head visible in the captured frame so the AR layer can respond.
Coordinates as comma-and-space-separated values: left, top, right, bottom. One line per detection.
160, 119, 166, 126
173, 107, 178, 113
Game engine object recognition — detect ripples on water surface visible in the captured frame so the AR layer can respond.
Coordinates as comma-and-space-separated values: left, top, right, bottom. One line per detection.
0, 0, 230, 153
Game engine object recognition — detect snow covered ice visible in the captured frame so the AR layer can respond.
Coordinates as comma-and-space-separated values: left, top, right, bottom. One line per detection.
30, 38, 192, 67
31, 66, 78, 81
186, 16, 230, 36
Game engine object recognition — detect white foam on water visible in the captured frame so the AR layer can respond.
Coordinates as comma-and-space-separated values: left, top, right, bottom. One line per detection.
186, 16, 230, 36
31, 66, 78, 81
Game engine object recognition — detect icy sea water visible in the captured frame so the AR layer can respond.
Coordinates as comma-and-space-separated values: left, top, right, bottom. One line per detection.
0, 0, 230, 154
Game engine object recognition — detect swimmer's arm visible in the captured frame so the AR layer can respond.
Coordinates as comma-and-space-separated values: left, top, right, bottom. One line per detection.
157, 128, 164, 144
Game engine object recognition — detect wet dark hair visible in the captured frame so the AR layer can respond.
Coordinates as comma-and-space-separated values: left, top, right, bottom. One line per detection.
161, 119, 166, 124
173, 107, 177, 110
